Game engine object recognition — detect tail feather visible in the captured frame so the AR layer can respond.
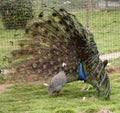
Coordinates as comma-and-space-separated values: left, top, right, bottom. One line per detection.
9, 8, 111, 99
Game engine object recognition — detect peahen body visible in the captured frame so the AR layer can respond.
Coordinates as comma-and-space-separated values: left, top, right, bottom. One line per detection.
10, 8, 111, 99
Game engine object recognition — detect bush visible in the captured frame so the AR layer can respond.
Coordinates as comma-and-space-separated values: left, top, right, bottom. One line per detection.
0, 0, 33, 29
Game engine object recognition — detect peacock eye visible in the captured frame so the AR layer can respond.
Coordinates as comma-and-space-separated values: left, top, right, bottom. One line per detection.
52, 12, 58, 17
44, 30, 48, 34
63, 16, 68, 20
38, 12, 43, 18
34, 23, 39, 28
59, 8, 64, 12
59, 20, 63, 25
55, 28, 59, 31
65, 28, 70, 32
69, 25, 73, 29
25, 28, 29, 33
47, 20, 52, 24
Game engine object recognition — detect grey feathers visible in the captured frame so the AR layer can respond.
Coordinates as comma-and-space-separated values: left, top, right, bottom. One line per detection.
48, 70, 66, 96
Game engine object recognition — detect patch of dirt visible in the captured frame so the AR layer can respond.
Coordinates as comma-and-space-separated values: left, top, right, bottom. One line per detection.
106, 66, 120, 74
0, 84, 12, 93
97, 109, 112, 113
78, 112, 84, 113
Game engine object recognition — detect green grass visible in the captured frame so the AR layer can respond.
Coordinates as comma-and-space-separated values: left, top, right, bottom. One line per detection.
76, 10, 120, 54
0, 29, 25, 68
0, 74, 120, 113
109, 57, 120, 67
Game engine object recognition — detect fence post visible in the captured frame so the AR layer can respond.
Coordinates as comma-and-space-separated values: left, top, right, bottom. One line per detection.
86, 0, 91, 30
105, 0, 108, 11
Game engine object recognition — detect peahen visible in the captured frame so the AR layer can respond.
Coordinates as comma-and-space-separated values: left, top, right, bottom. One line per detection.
9, 8, 111, 99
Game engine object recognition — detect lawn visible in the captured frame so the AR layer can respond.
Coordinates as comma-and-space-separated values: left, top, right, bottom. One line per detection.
0, 74, 120, 113
109, 57, 120, 67
76, 10, 120, 54
0, 29, 25, 68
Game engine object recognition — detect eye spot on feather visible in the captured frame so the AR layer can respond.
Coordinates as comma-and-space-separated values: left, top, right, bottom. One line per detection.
25, 28, 29, 34
62, 16, 66, 19
69, 25, 73, 29
32, 32, 38, 37
47, 20, 52, 24
55, 28, 59, 31
74, 30, 79, 35
52, 12, 58, 17
59, 8, 64, 12
59, 20, 63, 25
38, 12, 43, 18
44, 30, 48, 34
65, 28, 70, 32
34, 22, 39, 28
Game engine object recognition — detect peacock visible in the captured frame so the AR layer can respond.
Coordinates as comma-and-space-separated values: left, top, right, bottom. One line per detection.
9, 8, 111, 99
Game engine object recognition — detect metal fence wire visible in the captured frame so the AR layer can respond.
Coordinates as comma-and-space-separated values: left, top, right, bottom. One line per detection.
0, 0, 120, 73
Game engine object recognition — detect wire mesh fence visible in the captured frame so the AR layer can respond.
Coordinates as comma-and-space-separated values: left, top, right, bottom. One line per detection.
0, 0, 120, 74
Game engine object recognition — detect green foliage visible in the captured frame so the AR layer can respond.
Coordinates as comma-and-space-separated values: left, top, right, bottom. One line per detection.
109, 57, 120, 67
0, 0, 33, 29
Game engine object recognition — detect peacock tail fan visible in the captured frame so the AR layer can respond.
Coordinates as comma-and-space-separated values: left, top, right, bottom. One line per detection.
9, 8, 110, 99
